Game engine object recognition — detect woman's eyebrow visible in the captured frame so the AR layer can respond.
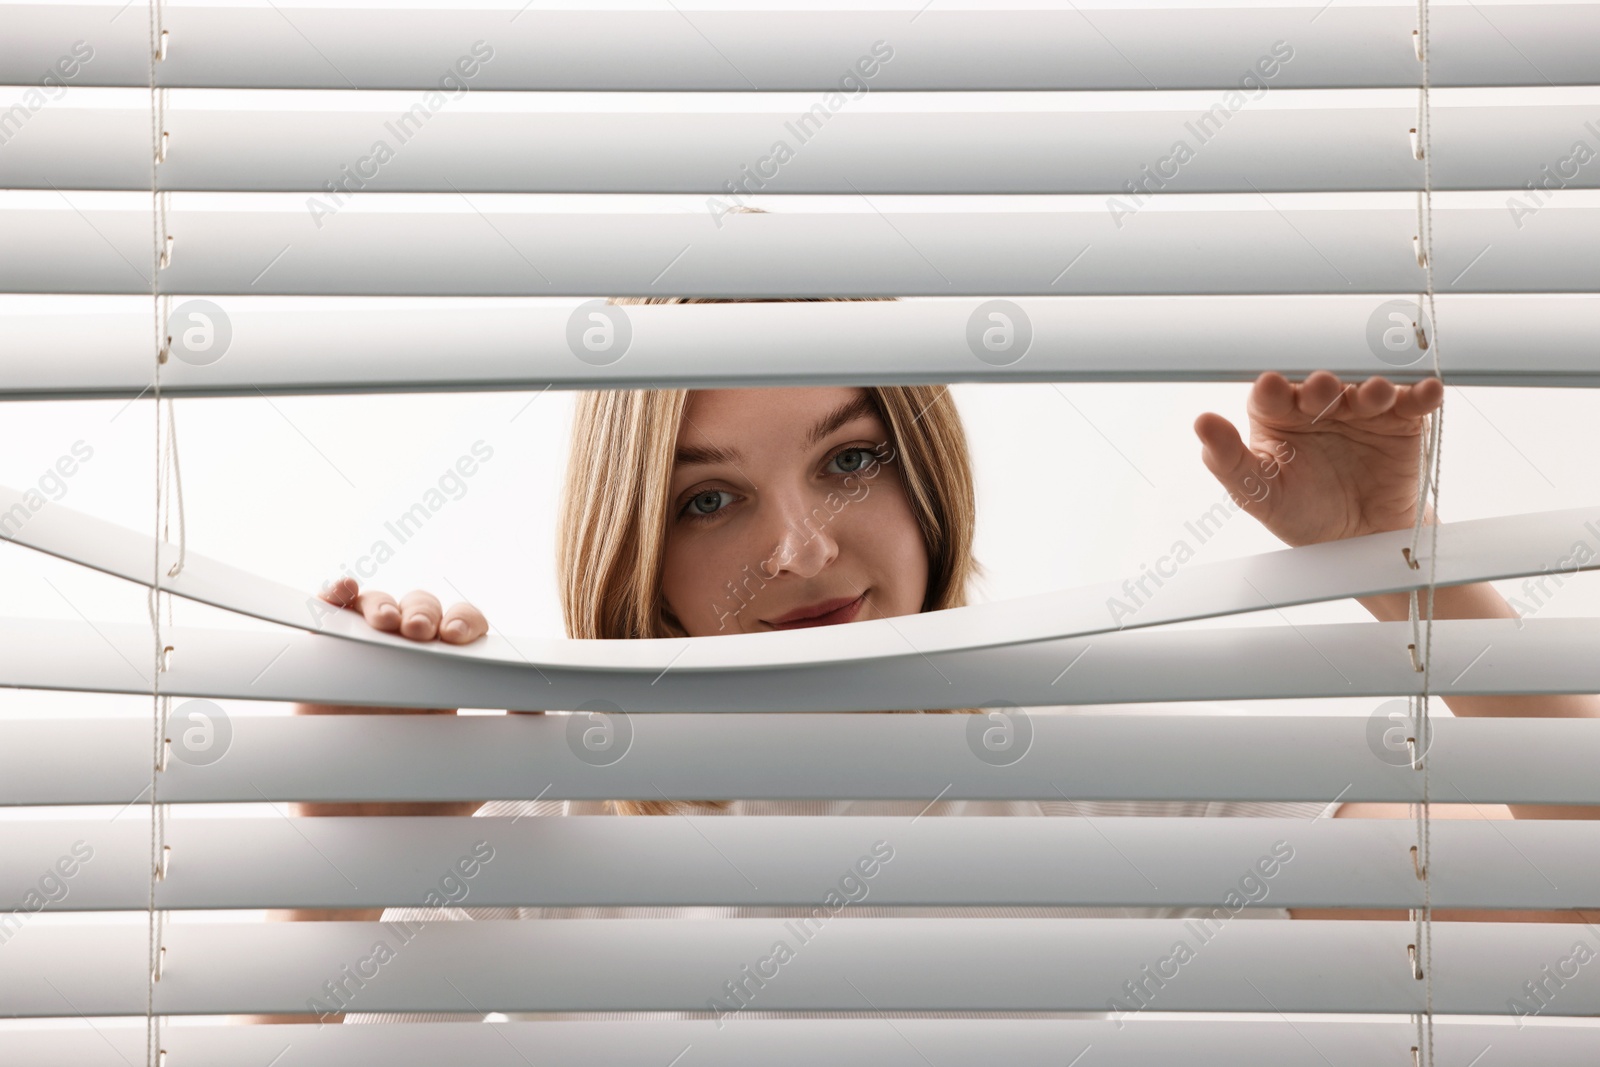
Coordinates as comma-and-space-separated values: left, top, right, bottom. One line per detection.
673, 440, 741, 468
803, 393, 879, 449
673, 394, 879, 467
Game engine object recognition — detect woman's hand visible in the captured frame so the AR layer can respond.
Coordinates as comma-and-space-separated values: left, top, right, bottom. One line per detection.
1196, 373, 1600, 840
248, 580, 494, 1023
294, 577, 490, 818
1193, 370, 1445, 548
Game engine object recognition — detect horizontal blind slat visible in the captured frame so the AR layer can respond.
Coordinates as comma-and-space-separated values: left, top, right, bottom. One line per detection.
5, 714, 1598, 807
1, 615, 1595, 708
2, 192, 1593, 295
3, 2, 1593, 90
2, 919, 1594, 1016
6, 815, 1600, 911
7, 488, 1595, 668
3, 295, 1598, 399
7, 89, 1599, 193
3, 1019, 1598, 1067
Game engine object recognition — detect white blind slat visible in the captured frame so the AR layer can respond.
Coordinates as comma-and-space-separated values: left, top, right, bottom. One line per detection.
3, 191, 1594, 295
5, 487, 1596, 669
6, 815, 1600, 911
3, 2, 1594, 90
6, 88, 1598, 193
4, 1018, 1599, 1067
5, 714, 1597, 807
2, 615, 1596, 708
2, 295, 1598, 398
3, 919, 1596, 1016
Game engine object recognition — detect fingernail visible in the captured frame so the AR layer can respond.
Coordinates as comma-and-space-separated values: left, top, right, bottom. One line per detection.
377, 604, 399, 623
443, 620, 467, 639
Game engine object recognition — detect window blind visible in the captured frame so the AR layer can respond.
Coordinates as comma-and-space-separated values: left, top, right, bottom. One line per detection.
2, 1, 1598, 1063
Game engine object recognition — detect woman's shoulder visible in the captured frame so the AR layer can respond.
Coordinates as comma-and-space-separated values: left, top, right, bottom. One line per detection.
1041, 799, 1334, 818
474, 798, 576, 819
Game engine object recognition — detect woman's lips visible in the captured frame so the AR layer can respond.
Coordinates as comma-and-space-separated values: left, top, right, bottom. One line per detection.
766, 592, 867, 630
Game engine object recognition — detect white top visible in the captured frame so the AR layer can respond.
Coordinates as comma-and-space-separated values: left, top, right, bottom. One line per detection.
346, 793, 1337, 1024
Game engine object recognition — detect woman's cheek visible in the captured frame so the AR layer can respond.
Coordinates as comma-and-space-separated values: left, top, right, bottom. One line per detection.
887, 479, 932, 610
840, 473, 870, 502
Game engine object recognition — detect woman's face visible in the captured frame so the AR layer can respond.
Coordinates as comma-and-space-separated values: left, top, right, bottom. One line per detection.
660, 387, 930, 637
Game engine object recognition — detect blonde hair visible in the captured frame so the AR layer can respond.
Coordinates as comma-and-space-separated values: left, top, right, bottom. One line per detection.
556, 218, 984, 814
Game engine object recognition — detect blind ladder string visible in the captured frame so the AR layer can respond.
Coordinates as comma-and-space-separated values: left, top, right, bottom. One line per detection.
145, 0, 172, 1063
1407, 0, 1443, 1062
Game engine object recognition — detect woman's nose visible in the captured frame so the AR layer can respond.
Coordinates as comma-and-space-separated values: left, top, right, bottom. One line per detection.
761, 491, 840, 580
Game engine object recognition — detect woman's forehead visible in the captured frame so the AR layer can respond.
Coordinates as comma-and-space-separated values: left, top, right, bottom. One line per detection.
674, 387, 881, 465
682, 387, 875, 433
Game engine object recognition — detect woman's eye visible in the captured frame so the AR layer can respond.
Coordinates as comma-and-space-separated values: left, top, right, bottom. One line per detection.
682, 489, 731, 523
828, 447, 873, 474
680, 447, 878, 524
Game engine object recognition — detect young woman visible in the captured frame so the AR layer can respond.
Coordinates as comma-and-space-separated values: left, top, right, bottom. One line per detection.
278, 303, 1597, 1026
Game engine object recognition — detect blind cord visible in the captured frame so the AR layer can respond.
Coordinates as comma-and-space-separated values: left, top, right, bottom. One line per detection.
1409, 0, 1443, 1062
162, 385, 187, 579
145, 0, 169, 1064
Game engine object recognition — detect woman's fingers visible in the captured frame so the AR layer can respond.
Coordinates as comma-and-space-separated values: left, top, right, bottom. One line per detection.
1192, 410, 1277, 512
356, 590, 402, 632
1393, 375, 1446, 419
440, 601, 490, 644
1293, 370, 1346, 419
1249, 371, 1298, 419
316, 577, 400, 629
1255, 371, 1442, 425
317, 576, 359, 608
394, 590, 488, 643
314, 579, 486, 643
398, 589, 443, 640
1193, 410, 1249, 475
1345, 375, 1397, 418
